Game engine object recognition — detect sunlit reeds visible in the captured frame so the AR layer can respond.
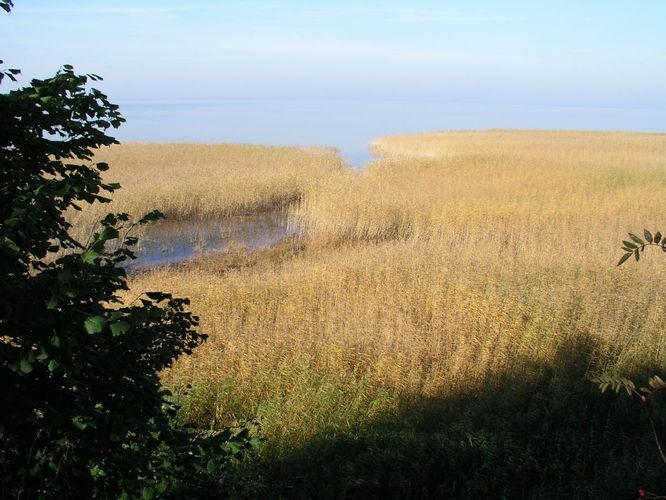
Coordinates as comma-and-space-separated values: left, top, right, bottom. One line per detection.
68, 143, 343, 242
108, 131, 666, 493
117, 131, 666, 447
297, 131, 666, 253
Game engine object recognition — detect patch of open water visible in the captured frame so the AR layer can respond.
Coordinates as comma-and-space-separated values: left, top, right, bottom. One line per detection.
125, 212, 296, 270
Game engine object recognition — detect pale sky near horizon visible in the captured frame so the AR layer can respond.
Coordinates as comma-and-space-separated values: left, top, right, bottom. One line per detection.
2, 1, 665, 109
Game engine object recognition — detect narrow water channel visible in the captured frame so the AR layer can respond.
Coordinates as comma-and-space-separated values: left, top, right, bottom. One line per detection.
125, 211, 296, 270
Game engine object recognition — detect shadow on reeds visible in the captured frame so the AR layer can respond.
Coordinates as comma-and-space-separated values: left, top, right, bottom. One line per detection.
245, 332, 666, 499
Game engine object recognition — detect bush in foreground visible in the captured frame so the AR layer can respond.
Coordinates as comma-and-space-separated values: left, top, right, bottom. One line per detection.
0, 20, 257, 498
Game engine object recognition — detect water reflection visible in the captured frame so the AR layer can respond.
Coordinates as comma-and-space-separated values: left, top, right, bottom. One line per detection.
126, 212, 295, 269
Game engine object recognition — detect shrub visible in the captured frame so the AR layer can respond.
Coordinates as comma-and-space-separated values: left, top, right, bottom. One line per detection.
0, 7, 257, 496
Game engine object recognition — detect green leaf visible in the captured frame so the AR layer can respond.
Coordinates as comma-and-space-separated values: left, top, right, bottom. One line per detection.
634, 249, 640, 261
99, 225, 119, 241
82, 238, 107, 262
71, 416, 88, 430
141, 487, 155, 500
82, 249, 101, 264
655, 232, 662, 244
84, 315, 106, 334
643, 229, 653, 243
156, 480, 169, 494
47, 360, 60, 372
621, 240, 637, 250
617, 252, 632, 266
2, 236, 20, 256
19, 359, 33, 374
629, 233, 644, 245
46, 295, 59, 310
110, 321, 130, 337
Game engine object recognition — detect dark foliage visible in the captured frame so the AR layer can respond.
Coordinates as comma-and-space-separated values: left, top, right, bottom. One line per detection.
617, 229, 666, 266
0, 10, 257, 497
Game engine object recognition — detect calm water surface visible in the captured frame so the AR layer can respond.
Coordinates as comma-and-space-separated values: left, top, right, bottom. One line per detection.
126, 212, 295, 269
115, 99, 666, 168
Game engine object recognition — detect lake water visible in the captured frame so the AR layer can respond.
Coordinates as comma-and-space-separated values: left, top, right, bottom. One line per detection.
115, 99, 666, 168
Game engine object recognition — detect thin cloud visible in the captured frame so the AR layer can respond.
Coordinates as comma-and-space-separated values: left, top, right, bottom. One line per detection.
16, 3, 514, 24
313, 6, 515, 24
18, 6, 179, 15
205, 5, 516, 24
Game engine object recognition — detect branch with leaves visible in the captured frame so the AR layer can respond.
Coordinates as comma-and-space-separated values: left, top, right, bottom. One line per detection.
618, 229, 666, 266
604, 229, 666, 496
0, 59, 20, 84
593, 375, 666, 467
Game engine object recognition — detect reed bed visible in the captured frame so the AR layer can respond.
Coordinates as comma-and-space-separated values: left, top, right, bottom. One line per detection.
68, 143, 344, 242
297, 131, 666, 249
123, 131, 666, 496
145, 239, 665, 415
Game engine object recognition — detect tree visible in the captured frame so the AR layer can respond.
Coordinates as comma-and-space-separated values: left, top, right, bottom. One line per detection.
0, 2, 256, 497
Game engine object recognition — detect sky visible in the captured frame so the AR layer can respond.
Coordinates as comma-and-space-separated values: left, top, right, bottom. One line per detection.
2, 0, 665, 109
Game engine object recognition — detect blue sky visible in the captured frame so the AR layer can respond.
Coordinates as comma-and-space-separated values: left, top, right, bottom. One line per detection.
2, 1, 665, 108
